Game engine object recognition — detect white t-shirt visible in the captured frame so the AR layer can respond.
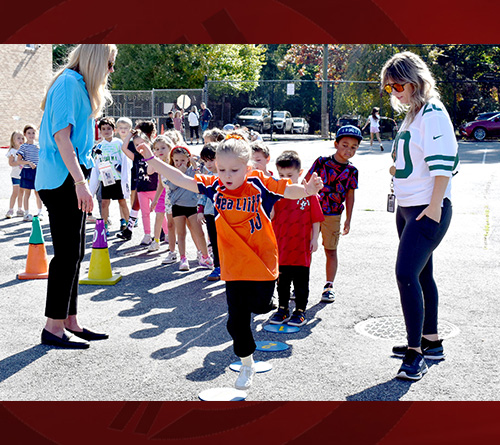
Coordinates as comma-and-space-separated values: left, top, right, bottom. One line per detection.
5, 148, 22, 178
392, 98, 459, 207
188, 111, 199, 126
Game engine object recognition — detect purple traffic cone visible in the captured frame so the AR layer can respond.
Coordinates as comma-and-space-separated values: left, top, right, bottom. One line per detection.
79, 219, 122, 285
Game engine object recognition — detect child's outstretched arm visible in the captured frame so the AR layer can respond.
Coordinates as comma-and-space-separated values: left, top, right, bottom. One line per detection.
136, 143, 198, 193
284, 172, 323, 199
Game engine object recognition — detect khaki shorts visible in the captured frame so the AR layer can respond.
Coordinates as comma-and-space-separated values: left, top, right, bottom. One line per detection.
321, 215, 342, 250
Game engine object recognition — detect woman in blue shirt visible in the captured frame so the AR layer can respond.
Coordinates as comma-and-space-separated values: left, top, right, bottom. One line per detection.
36, 44, 117, 349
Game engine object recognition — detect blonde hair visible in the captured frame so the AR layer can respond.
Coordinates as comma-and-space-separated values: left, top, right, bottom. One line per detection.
116, 117, 133, 128
163, 129, 185, 146
217, 131, 251, 163
41, 44, 117, 118
381, 51, 439, 126
10, 131, 24, 149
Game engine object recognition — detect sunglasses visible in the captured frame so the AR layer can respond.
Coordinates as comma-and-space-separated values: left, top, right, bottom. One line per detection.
108, 60, 115, 70
384, 82, 407, 94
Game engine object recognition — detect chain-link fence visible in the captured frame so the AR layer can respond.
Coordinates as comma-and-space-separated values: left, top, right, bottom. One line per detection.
105, 89, 203, 132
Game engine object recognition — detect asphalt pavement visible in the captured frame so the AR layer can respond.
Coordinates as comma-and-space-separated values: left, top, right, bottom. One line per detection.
0, 137, 498, 401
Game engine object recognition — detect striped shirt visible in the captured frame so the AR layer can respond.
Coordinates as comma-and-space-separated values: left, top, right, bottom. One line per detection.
17, 143, 39, 168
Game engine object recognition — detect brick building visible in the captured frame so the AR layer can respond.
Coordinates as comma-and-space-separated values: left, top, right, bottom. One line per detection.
0, 44, 52, 147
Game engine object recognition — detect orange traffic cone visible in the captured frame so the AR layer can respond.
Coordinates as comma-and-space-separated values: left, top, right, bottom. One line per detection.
79, 218, 122, 285
18, 215, 49, 280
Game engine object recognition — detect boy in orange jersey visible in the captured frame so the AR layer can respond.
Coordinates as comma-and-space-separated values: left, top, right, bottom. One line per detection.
136, 132, 323, 391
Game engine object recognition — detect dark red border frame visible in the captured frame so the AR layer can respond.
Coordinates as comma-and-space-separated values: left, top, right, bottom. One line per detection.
2, 0, 500, 443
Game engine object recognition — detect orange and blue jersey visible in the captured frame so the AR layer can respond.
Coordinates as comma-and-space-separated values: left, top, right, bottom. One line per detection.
195, 170, 290, 282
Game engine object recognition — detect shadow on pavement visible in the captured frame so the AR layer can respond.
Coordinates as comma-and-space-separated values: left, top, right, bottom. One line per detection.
0, 346, 49, 384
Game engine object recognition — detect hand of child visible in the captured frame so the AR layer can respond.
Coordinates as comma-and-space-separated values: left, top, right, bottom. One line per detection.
136, 142, 153, 160
343, 221, 351, 235
197, 213, 206, 225
150, 201, 157, 212
303, 172, 323, 196
310, 237, 319, 253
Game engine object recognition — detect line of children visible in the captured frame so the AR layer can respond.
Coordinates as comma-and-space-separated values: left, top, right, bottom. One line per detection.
16, 124, 44, 221
5, 131, 26, 219
135, 131, 324, 390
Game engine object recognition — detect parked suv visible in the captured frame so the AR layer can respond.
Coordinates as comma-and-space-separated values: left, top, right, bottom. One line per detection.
459, 112, 500, 141
234, 107, 272, 133
272, 110, 293, 133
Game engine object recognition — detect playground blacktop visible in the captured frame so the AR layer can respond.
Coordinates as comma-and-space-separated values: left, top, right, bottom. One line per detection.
0, 138, 499, 401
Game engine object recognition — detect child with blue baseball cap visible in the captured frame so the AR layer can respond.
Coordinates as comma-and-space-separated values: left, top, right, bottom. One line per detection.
305, 125, 360, 303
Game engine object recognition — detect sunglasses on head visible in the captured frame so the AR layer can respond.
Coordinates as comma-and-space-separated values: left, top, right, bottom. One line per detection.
384, 82, 407, 94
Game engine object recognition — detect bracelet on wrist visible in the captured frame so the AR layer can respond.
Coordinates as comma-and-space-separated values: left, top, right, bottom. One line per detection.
144, 155, 155, 162
74, 180, 86, 186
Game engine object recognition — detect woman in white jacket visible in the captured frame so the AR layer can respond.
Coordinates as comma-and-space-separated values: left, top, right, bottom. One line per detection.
188, 105, 200, 145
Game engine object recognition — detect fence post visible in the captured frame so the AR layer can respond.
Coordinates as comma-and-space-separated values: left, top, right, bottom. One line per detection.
204, 75, 208, 104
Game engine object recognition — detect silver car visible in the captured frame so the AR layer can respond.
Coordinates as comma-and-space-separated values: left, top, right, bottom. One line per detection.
272, 111, 293, 133
292, 117, 310, 134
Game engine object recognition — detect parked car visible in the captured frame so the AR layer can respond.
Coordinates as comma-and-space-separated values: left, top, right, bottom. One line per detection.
459, 112, 500, 141
361, 116, 398, 138
292, 117, 310, 134
234, 107, 272, 133
271, 110, 293, 133
475, 111, 500, 121
336, 114, 362, 130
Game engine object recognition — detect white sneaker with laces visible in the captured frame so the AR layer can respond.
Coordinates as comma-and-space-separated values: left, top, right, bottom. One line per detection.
37, 212, 44, 221
162, 250, 178, 264
235, 365, 255, 390
16, 209, 25, 217
23, 213, 33, 222
199, 255, 214, 269
179, 256, 190, 271
5, 210, 14, 219
148, 240, 160, 252
141, 234, 153, 245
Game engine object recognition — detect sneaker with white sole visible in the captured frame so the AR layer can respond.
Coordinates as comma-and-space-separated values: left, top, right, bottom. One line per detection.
162, 250, 178, 264
207, 267, 221, 281
269, 307, 290, 325
235, 365, 255, 390
179, 256, 190, 271
5, 210, 14, 219
321, 283, 336, 302
199, 255, 214, 269
141, 234, 153, 245
288, 310, 307, 327
396, 349, 428, 381
23, 213, 33, 222
37, 212, 44, 221
148, 240, 160, 252
87, 214, 97, 223
16, 209, 25, 217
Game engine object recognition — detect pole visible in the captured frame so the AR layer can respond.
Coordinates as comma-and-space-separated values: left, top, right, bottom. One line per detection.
321, 44, 329, 138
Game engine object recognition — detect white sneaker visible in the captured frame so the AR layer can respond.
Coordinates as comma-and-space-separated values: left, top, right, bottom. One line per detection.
148, 240, 160, 252
87, 214, 97, 223
23, 213, 33, 222
179, 256, 190, 271
321, 284, 336, 302
141, 234, 153, 245
235, 365, 255, 390
5, 210, 14, 219
199, 255, 214, 269
16, 209, 25, 217
37, 212, 44, 221
162, 250, 178, 264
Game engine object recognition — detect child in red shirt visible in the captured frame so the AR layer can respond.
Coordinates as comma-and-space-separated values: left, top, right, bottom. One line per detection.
270, 150, 324, 327
136, 132, 323, 391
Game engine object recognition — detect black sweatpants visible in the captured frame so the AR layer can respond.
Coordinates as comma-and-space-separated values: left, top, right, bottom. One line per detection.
226, 280, 275, 357
38, 173, 87, 319
395, 199, 452, 348
277, 265, 310, 312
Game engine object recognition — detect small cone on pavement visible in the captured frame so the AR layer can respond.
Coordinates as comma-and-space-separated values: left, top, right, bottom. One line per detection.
79, 218, 122, 285
18, 215, 49, 280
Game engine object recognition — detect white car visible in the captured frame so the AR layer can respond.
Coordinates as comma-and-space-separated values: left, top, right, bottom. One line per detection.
292, 117, 310, 134
272, 111, 293, 133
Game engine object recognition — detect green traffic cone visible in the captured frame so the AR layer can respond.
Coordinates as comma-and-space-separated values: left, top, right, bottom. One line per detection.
29, 215, 45, 244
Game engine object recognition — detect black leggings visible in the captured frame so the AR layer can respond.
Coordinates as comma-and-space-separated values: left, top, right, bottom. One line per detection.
395, 199, 452, 348
226, 280, 275, 357
205, 214, 220, 268
277, 265, 310, 312
38, 174, 87, 319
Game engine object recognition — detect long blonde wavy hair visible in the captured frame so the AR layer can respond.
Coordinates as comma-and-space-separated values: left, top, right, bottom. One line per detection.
41, 44, 117, 118
380, 51, 439, 127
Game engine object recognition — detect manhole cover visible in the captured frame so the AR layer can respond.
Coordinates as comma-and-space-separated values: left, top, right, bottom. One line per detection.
355, 316, 460, 341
